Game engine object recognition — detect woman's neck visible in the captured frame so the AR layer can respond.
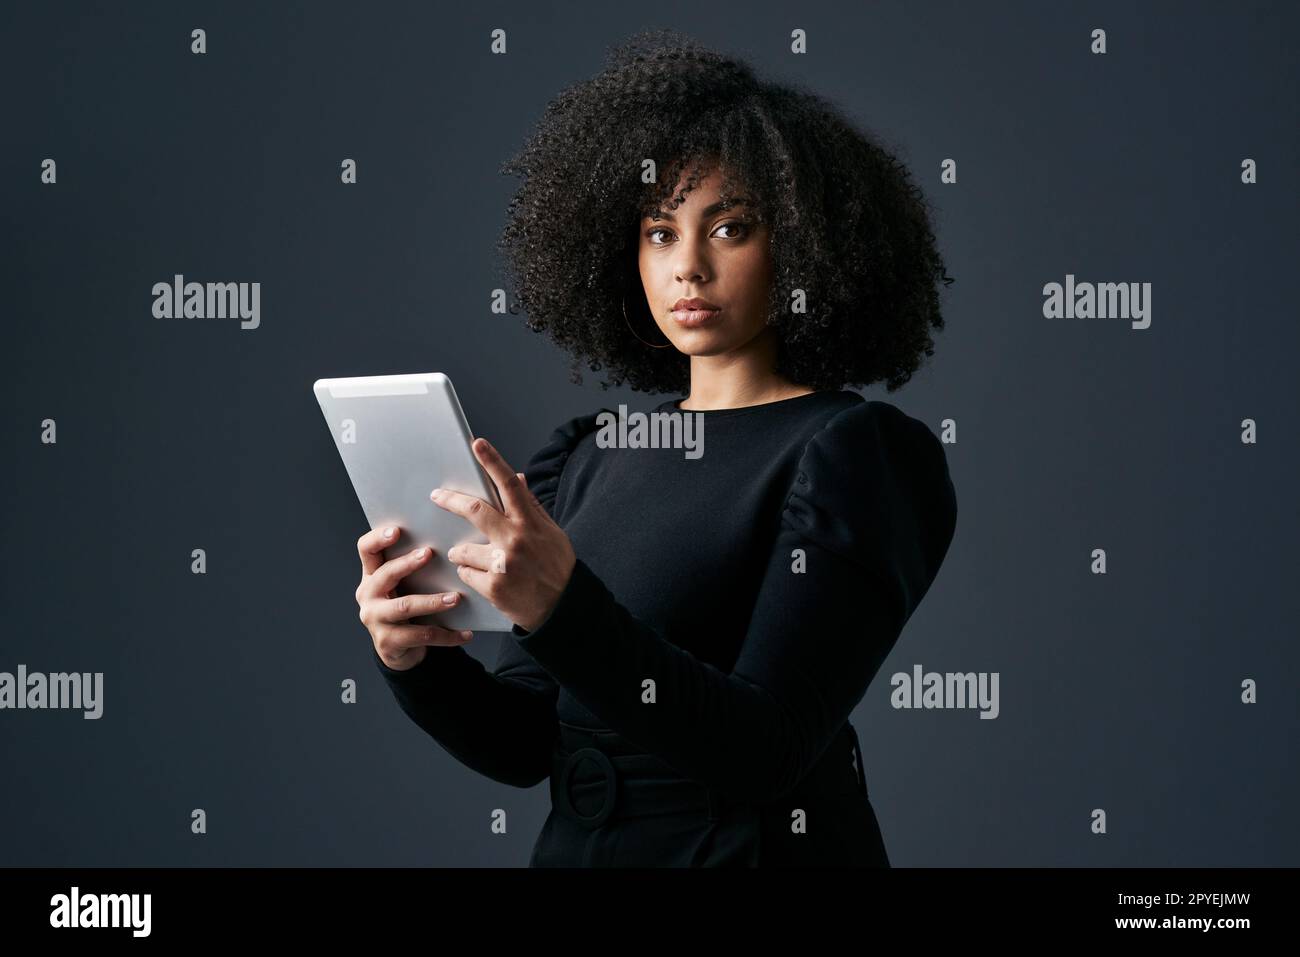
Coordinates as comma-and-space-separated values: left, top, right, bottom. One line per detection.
677, 380, 815, 411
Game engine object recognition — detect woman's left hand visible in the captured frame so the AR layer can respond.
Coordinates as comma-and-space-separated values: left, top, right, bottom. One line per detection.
430, 437, 576, 633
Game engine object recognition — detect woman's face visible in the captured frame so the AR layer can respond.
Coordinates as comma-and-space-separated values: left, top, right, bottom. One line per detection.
635, 165, 774, 356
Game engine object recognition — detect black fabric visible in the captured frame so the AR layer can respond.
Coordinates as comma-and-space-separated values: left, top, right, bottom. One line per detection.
373, 389, 958, 867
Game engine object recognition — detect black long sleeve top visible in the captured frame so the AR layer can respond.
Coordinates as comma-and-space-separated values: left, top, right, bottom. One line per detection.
372, 390, 958, 848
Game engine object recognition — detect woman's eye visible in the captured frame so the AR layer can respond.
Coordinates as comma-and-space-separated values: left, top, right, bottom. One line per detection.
645, 222, 749, 244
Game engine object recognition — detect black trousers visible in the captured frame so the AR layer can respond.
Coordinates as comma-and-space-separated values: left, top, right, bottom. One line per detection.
529, 721, 891, 867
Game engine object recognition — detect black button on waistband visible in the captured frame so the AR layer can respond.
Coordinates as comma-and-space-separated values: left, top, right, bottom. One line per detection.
553, 747, 617, 830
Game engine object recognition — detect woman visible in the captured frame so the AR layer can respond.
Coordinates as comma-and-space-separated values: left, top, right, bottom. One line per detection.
356, 30, 958, 866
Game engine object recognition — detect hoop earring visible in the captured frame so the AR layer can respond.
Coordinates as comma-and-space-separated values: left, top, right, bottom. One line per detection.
623, 295, 673, 349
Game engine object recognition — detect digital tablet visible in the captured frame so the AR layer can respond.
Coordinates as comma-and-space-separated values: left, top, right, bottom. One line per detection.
312, 372, 515, 633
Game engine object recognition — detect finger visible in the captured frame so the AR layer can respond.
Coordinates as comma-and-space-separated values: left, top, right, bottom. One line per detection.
447, 541, 508, 573
516, 472, 544, 510
378, 623, 474, 660
376, 588, 466, 625
358, 525, 402, 577
429, 485, 508, 539
454, 562, 495, 597
471, 437, 530, 519
366, 544, 436, 598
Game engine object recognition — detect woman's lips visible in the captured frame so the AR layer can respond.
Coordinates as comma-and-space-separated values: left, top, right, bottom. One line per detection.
671, 308, 721, 327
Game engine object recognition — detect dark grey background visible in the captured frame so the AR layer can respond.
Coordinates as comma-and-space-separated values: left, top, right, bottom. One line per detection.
2, 0, 1296, 866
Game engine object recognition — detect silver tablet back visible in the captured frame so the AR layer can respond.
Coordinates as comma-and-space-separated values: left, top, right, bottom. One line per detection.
313, 372, 514, 633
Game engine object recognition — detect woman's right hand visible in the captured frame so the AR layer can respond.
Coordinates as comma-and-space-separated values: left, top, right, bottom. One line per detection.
356, 525, 474, 671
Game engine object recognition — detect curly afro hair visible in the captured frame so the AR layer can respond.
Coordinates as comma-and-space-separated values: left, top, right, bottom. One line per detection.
495, 28, 954, 395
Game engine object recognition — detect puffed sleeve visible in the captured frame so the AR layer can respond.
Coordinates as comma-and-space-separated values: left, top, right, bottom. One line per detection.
519, 410, 609, 520
510, 400, 958, 803
371, 410, 607, 788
